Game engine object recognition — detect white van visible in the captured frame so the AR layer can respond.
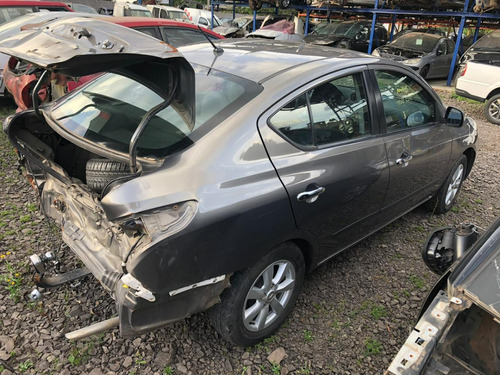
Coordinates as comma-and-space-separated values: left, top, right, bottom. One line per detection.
183, 8, 221, 28
147, 4, 189, 22
113, 2, 152, 18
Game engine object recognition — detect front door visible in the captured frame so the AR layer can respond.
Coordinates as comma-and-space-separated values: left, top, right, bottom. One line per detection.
372, 68, 452, 219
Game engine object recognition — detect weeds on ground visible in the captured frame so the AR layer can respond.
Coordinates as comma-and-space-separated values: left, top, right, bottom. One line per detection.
18, 359, 33, 373
0, 257, 24, 302
364, 338, 383, 355
409, 275, 426, 290
303, 329, 314, 342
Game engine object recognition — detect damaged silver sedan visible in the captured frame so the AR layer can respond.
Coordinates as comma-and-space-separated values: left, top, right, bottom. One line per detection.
1, 17, 478, 346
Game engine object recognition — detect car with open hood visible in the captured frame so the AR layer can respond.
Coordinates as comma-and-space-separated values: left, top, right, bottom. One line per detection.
386, 217, 500, 374
304, 20, 387, 53
373, 32, 456, 79
1, 18, 477, 346
460, 30, 500, 68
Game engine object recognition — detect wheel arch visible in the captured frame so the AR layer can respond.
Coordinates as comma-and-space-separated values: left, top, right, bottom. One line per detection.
288, 238, 315, 273
463, 147, 476, 180
486, 88, 500, 100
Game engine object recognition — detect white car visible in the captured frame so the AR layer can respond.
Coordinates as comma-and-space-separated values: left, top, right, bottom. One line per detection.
455, 61, 500, 125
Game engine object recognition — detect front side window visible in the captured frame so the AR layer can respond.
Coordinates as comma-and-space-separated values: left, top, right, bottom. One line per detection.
48, 66, 261, 159
270, 73, 371, 147
437, 41, 447, 55
0, 7, 33, 24
375, 70, 436, 132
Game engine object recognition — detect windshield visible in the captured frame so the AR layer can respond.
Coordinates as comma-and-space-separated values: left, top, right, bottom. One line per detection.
390, 34, 438, 53
473, 30, 500, 49
126, 9, 152, 17
169, 11, 187, 20
311, 22, 364, 38
48, 66, 261, 159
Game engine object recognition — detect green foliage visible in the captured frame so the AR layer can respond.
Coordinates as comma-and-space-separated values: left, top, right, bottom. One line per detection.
270, 362, 281, 375
18, 359, 33, 373
0, 260, 24, 302
364, 338, 383, 355
370, 304, 387, 320
303, 330, 314, 342
409, 275, 425, 290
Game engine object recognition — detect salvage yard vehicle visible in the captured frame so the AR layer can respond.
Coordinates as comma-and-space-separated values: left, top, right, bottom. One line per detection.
456, 60, 500, 125
372, 32, 456, 79
304, 20, 387, 53
387, 217, 500, 375
1, 17, 477, 346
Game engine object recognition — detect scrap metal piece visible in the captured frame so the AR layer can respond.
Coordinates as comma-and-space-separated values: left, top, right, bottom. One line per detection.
65, 316, 119, 340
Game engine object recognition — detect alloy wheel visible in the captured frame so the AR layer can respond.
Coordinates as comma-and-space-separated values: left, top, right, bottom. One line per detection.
488, 98, 500, 121
445, 164, 464, 206
243, 260, 296, 332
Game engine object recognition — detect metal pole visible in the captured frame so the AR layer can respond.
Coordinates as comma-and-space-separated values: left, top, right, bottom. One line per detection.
389, 13, 396, 42
447, 0, 469, 86
305, 9, 310, 36
233, 1, 235, 20
368, 0, 379, 54
253, 10, 256, 32
210, 2, 214, 30
473, 17, 481, 43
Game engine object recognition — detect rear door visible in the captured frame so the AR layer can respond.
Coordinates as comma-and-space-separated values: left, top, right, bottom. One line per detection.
370, 67, 452, 219
259, 67, 389, 262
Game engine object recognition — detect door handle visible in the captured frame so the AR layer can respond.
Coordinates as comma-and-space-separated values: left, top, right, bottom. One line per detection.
297, 186, 325, 203
396, 152, 413, 167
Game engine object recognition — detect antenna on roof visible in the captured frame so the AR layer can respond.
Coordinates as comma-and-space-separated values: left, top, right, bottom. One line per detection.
197, 25, 223, 57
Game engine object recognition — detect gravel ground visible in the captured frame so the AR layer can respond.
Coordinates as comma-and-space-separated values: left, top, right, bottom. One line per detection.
0, 90, 499, 375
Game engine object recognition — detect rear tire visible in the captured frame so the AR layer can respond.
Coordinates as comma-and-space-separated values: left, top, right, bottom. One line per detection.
86, 158, 131, 193
484, 94, 500, 125
209, 242, 305, 346
425, 155, 467, 214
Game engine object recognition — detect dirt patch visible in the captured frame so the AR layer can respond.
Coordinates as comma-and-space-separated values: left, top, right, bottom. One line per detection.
0, 92, 498, 375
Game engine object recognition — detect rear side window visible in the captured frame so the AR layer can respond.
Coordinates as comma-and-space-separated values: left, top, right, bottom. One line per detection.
161, 27, 215, 47
270, 73, 371, 148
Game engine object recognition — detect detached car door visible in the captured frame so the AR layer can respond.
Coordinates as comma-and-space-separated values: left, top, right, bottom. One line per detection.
371, 68, 452, 219
258, 68, 389, 262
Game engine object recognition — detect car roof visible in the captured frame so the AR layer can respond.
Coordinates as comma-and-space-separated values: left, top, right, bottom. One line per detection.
0, 0, 71, 6
179, 39, 376, 83
399, 32, 443, 40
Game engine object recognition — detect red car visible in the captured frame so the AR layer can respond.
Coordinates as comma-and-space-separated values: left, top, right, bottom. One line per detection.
0, 1, 72, 24
3, 15, 224, 111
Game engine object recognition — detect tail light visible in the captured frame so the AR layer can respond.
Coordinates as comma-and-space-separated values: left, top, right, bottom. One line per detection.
460, 63, 468, 77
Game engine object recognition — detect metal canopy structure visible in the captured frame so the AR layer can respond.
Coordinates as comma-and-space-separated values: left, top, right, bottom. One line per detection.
210, 0, 500, 85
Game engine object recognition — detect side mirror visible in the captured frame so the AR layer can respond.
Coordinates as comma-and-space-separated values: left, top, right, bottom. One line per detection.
355, 32, 362, 40
436, 49, 444, 56
445, 107, 464, 127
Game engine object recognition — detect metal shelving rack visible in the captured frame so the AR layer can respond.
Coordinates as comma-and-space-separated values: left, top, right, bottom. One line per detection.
210, 0, 500, 85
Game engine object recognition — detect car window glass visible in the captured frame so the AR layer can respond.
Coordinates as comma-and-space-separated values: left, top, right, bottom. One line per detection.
199, 17, 209, 26
375, 70, 436, 132
160, 9, 167, 18
270, 94, 313, 147
309, 73, 370, 146
49, 67, 256, 159
446, 39, 454, 53
0, 7, 33, 24
152, 7, 159, 17
161, 27, 213, 47
437, 41, 446, 55
270, 73, 370, 147
134, 27, 158, 39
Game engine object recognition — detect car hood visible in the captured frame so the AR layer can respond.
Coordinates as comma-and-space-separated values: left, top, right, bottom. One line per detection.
304, 34, 344, 45
375, 45, 426, 61
0, 16, 195, 128
213, 25, 240, 36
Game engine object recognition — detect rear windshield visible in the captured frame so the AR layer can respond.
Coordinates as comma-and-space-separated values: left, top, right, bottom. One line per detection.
48, 65, 262, 160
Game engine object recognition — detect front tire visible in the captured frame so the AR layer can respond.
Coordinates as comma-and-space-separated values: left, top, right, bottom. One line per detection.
484, 94, 500, 125
209, 242, 305, 346
426, 155, 467, 214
